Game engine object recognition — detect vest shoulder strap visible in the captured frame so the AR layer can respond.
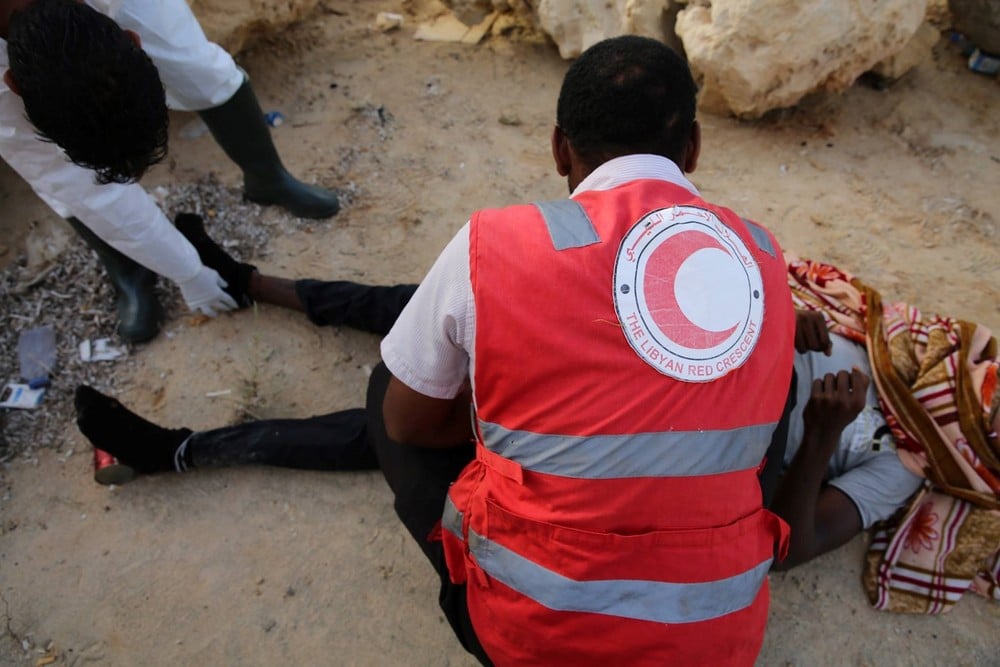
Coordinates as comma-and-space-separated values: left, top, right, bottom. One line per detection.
741, 218, 776, 258
533, 199, 600, 251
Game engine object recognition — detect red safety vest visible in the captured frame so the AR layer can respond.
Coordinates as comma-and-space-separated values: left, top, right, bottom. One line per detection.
441, 177, 794, 666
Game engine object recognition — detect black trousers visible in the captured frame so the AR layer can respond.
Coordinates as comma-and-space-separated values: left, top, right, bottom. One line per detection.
184, 279, 793, 665
186, 280, 491, 663
365, 362, 491, 665
186, 280, 416, 471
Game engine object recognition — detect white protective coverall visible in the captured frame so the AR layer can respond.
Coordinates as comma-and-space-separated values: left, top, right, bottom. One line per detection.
0, 0, 244, 314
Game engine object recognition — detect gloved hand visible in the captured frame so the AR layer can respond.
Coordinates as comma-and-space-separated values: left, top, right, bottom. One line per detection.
177, 266, 239, 316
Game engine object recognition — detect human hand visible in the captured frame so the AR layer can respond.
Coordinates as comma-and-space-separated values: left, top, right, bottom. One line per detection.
795, 309, 832, 355
802, 368, 870, 439
178, 266, 239, 316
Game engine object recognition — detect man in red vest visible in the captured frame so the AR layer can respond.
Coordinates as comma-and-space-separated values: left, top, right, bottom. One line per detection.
75, 37, 801, 665
373, 35, 795, 665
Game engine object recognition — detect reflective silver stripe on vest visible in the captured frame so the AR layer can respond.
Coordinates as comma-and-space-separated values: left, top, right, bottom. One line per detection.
741, 218, 775, 258
443, 495, 464, 540
534, 199, 601, 251
468, 528, 772, 624
479, 420, 775, 479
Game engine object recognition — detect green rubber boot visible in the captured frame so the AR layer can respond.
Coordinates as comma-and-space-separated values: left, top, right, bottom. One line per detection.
67, 217, 162, 343
198, 78, 340, 219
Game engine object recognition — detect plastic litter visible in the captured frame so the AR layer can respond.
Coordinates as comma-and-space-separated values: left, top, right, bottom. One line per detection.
79, 338, 127, 362
968, 48, 1000, 75
179, 118, 209, 139
17, 326, 56, 388
0, 383, 46, 409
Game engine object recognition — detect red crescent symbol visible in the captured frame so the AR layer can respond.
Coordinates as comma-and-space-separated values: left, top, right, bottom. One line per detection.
643, 230, 740, 349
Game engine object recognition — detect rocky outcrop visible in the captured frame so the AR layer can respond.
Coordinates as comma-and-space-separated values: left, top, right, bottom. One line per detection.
188, 0, 321, 54
198, 0, 937, 117
871, 21, 941, 80
534, 0, 680, 58
441, 1, 936, 116
440, 0, 680, 58
675, 0, 928, 117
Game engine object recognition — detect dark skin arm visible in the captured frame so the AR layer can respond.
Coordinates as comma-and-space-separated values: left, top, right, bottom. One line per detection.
770, 368, 868, 570
383, 374, 473, 448
758, 371, 796, 508
795, 309, 832, 356
758, 311, 832, 504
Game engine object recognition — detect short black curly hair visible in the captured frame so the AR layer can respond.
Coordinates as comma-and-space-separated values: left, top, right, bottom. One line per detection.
557, 36, 697, 167
7, 0, 169, 184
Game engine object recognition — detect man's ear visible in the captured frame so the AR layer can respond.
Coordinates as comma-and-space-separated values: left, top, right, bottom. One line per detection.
551, 125, 572, 177
124, 28, 142, 49
3, 69, 20, 97
682, 120, 701, 174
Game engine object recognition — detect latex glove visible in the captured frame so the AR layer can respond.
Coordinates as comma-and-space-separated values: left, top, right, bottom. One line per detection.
177, 266, 239, 316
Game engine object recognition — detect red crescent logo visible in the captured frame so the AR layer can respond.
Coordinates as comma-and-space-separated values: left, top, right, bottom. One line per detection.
614, 206, 765, 382
643, 230, 739, 349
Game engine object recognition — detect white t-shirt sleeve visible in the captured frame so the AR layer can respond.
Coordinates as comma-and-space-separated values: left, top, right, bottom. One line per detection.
85, 0, 123, 16
785, 335, 924, 529
380, 223, 474, 399
828, 451, 924, 529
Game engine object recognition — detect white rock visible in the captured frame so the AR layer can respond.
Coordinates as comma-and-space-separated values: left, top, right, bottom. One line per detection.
871, 21, 941, 80
676, 0, 928, 117
375, 12, 405, 33
534, 0, 679, 58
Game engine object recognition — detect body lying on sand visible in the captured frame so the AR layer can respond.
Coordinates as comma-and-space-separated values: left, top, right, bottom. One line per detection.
77, 213, 923, 576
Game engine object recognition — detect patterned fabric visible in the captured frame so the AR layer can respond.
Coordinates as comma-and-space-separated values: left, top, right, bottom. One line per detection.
786, 255, 1000, 614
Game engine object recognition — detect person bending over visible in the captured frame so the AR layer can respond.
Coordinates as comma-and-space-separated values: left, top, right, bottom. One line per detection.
1, 0, 340, 341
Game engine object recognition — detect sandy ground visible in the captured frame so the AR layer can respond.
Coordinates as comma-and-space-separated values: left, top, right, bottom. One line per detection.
1, 2, 999, 665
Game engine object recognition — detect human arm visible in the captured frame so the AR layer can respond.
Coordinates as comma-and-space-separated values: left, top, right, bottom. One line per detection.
383, 375, 473, 448
795, 309, 832, 355
770, 368, 868, 570
38, 170, 237, 316
63, 184, 237, 316
175, 266, 238, 316
380, 223, 474, 448
0, 101, 235, 314
758, 371, 796, 507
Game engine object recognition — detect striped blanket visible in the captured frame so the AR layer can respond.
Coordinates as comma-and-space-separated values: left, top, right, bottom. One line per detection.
786, 255, 1000, 614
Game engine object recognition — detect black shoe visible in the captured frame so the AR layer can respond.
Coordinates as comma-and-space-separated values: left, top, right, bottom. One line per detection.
75, 385, 191, 475
67, 217, 162, 343
174, 213, 255, 307
198, 78, 341, 219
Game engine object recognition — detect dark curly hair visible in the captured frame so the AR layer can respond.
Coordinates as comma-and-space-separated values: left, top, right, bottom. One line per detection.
557, 36, 697, 167
7, 0, 169, 184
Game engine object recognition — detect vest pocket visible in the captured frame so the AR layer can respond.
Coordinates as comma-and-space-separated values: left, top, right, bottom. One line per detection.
467, 498, 777, 615
463, 497, 776, 664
